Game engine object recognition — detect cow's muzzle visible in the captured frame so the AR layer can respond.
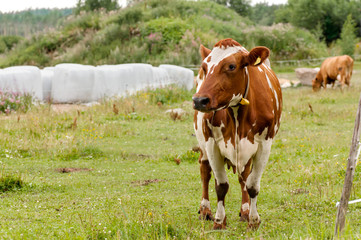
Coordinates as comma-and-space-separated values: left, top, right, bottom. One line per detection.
192, 96, 210, 112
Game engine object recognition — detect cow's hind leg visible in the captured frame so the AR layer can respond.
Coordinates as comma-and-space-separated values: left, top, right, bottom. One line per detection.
238, 158, 252, 222
199, 157, 214, 221
246, 140, 272, 230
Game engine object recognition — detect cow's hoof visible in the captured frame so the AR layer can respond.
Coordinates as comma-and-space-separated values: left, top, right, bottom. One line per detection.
213, 217, 227, 230
198, 207, 214, 221
247, 220, 261, 230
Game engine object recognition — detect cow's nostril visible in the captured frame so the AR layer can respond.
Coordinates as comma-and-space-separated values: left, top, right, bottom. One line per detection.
199, 97, 209, 106
193, 97, 210, 110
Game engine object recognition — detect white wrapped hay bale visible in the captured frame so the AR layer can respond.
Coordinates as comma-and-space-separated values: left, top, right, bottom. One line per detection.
0, 66, 43, 100
95, 65, 134, 98
41, 67, 55, 102
52, 63, 96, 103
151, 67, 171, 89
159, 64, 194, 90
120, 63, 155, 93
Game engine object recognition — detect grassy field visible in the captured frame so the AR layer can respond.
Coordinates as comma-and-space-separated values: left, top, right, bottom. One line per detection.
1, 65, 361, 239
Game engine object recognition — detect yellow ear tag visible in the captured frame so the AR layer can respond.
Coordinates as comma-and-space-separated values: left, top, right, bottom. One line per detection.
240, 98, 249, 105
254, 57, 261, 66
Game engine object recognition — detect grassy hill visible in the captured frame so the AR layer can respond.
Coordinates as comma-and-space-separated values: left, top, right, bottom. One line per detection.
0, 0, 328, 68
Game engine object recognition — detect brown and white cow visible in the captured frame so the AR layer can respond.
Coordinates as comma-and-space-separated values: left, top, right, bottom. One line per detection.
193, 39, 282, 229
312, 55, 354, 91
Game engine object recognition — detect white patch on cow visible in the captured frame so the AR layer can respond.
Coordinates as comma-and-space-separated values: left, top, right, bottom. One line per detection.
246, 129, 273, 226
205, 46, 243, 75
257, 66, 263, 72
215, 201, 226, 224
242, 202, 250, 212
205, 136, 228, 185
274, 122, 279, 135
337, 74, 341, 81
240, 46, 249, 53
265, 72, 279, 111
215, 105, 227, 111
228, 93, 242, 107
196, 74, 204, 93
195, 111, 208, 161
249, 196, 260, 225
265, 72, 273, 90
201, 198, 211, 209
263, 59, 271, 69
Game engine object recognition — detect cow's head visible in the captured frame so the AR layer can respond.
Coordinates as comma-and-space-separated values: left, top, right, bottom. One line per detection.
312, 77, 323, 91
192, 39, 269, 112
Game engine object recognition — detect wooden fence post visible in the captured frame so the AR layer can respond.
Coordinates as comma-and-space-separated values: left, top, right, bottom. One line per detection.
334, 93, 361, 236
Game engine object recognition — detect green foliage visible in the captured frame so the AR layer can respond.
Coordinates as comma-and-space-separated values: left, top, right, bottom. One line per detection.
75, 0, 119, 13
0, 0, 333, 68
249, 3, 282, 26
244, 24, 328, 60
275, 0, 361, 44
117, 7, 143, 25
211, 0, 251, 16
337, 14, 357, 56
0, 36, 23, 53
143, 17, 190, 44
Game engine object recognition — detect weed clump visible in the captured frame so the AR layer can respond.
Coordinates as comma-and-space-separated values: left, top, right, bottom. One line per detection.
0, 91, 33, 114
0, 172, 25, 192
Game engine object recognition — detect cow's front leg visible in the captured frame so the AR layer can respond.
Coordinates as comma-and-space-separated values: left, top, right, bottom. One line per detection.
238, 158, 252, 222
198, 158, 214, 221
246, 141, 272, 230
213, 178, 229, 229
206, 140, 228, 229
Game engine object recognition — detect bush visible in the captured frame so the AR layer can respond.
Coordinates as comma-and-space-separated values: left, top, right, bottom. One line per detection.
0, 36, 23, 54
117, 8, 143, 25
243, 24, 328, 60
142, 17, 190, 44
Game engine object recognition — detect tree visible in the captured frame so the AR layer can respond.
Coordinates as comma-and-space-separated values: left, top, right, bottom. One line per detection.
212, 0, 251, 16
338, 14, 357, 56
275, 0, 359, 44
76, 0, 119, 13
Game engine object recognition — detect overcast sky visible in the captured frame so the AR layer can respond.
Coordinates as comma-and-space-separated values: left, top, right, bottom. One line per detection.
0, 0, 288, 13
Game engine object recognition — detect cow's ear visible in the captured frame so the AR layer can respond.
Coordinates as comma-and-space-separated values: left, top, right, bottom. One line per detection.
200, 44, 211, 60
246, 47, 270, 66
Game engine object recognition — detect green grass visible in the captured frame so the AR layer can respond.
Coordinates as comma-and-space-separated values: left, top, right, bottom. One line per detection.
1, 68, 361, 238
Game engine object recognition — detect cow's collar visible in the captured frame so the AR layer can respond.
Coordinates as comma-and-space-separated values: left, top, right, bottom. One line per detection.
239, 69, 250, 106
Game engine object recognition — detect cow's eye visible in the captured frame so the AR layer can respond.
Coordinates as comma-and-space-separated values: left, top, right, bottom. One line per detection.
229, 64, 236, 71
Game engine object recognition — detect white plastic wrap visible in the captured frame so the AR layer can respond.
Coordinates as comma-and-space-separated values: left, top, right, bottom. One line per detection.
159, 64, 194, 90
151, 67, 170, 88
52, 63, 96, 103
95, 65, 134, 98
0, 66, 43, 100
121, 63, 154, 93
41, 67, 55, 102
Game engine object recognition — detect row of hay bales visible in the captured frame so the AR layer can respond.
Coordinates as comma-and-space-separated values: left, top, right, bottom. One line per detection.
0, 63, 195, 103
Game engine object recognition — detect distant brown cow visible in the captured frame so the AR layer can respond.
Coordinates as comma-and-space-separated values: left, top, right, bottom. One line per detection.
312, 55, 354, 91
